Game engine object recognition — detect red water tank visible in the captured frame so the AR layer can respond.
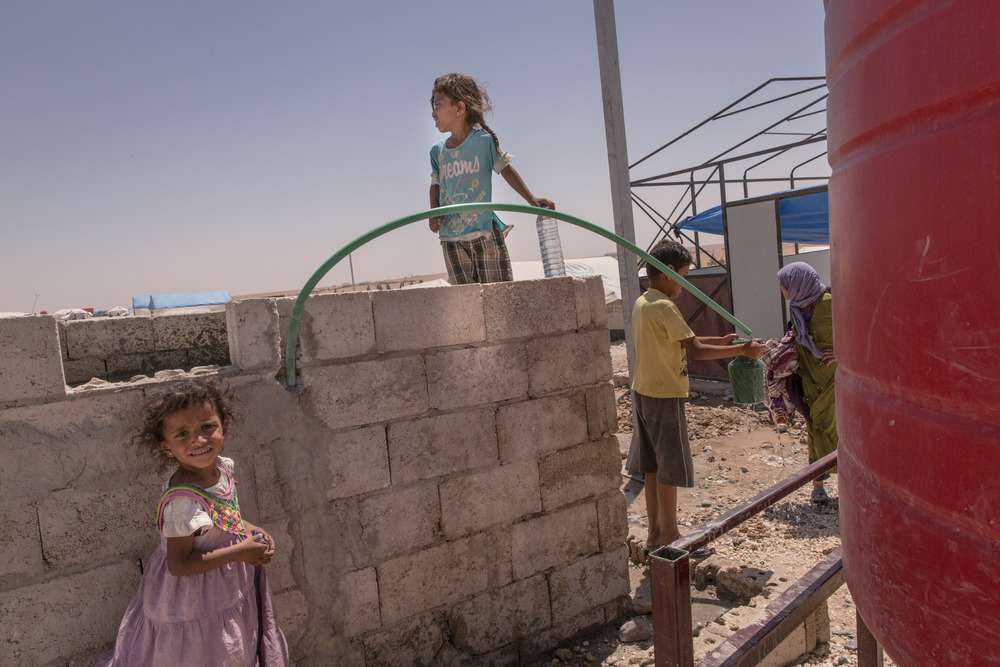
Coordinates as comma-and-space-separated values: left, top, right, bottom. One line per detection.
826, 1, 1000, 664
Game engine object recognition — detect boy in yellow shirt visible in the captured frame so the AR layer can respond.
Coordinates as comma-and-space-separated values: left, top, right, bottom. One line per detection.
632, 240, 765, 554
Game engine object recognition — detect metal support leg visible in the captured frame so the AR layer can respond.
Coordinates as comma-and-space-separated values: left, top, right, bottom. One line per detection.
651, 546, 694, 667
856, 611, 884, 667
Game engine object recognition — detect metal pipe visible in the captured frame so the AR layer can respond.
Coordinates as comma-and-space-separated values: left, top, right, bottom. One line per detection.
651, 546, 694, 667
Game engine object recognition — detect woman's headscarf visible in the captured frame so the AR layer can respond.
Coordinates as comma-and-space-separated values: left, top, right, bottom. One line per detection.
777, 262, 826, 359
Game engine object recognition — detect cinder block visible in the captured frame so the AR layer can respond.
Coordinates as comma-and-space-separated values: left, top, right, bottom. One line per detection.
547, 546, 630, 625
253, 424, 390, 518
62, 315, 154, 358
62, 356, 108, 385
272, 588, 309, 651
0, 503, 45, 587
805, 600, 831, 647
303, 356, 428, 430
526, 329, 613, 396
373, 284, 485, 352
186, 342, 230, 367
425, 342, 528, 411
274, 296, 296, 355
38, 481, 161, 570
106, 350, 189, 380
257, 518, 295, 593
226, 298, 281, 372
338, 567, 381, 637
377, 533, 491, 625
606, 301, 624, 331
483, 278, 577, 341
151, 310, 227, 352
0, 391, 143, 503
0, 560, 140, 667
449, 575, 551, 654
0, 315, 66, 401
298, 292, 375, 363
387, 408, 497, 485
228, 378, 300, 451
497, 392, 588, 462
538, 437, 621, 511
596, 490, 629, 551
327, 425, 392, 500
602, 594, 632, 625
574, 276, 609, 328
56, 320, 70, 360
359, 482, 440, 561
585, 383, 618, 440
361, 611, 450, 667
250, 446, 283, 521
297, 503, 370, 582
440, 461, 540, 539
518, 606, 605, 662
510, 502, 600, 579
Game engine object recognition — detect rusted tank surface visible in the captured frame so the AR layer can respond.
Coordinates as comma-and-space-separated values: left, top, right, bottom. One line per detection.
825, 0, 1000, 664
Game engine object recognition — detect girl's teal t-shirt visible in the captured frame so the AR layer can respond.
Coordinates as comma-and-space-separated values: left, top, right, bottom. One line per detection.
430, 128, 499, 240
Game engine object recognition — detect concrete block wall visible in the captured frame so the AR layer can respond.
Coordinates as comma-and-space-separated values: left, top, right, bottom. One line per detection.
57, 309, 230, 385
0, 276, 628, 666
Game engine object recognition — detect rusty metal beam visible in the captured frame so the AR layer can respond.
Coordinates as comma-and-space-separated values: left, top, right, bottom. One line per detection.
673, 451, 837, 556
651, 546, 695, 667
696, 548, 844, 667
856, 611, 885, 667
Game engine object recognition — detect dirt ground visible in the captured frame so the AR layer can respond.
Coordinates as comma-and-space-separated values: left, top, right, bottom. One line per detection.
526, 342, 896, 667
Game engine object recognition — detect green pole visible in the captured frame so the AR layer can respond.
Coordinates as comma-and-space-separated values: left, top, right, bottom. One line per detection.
283, 203, 751, 386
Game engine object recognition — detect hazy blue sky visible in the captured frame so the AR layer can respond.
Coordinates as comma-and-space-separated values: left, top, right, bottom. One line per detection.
1, 1, 827, 313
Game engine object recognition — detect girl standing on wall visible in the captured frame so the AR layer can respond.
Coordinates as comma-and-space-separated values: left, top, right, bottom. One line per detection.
429, 72, 555, 284
96, 379, 288, 666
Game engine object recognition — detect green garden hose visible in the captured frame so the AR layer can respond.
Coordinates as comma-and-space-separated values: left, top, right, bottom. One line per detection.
283, 203, 754, 387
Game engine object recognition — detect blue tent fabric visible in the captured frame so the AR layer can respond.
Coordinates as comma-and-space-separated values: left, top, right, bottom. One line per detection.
677, 189, 829, 244
132, 291, 231, 310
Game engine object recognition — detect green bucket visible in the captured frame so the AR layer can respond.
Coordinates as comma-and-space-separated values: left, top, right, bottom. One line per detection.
728, 355, 767, 405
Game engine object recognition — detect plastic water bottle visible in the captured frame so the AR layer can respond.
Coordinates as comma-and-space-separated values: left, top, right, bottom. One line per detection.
535, 209, 566, 278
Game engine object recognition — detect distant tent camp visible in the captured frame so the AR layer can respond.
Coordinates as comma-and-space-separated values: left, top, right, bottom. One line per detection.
677, 188, 829, 245
132, 290, 231, 311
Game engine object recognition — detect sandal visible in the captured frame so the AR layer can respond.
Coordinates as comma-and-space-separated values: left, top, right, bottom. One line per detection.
811, 488, 830, 506
691, 546, 716, 559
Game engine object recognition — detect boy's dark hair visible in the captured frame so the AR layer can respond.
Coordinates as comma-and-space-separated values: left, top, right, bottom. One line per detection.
132, 378, 237, 471
643, 239, 692, 278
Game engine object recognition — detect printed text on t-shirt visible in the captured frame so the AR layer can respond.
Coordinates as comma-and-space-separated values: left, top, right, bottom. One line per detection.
440, 156, 481, 181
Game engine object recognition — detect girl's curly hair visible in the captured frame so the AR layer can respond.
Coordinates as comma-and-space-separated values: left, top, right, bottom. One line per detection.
431, 72, 502, 152
132, 378, 238, 471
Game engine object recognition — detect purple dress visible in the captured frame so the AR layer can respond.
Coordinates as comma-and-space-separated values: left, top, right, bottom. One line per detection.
96, 458, 288, 666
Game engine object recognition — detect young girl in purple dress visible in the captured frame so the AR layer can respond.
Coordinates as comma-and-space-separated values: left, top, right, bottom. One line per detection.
96, 379, 288, 666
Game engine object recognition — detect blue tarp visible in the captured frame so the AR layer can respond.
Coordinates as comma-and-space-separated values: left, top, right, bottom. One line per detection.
677, 189, 829, 244
132, 290, 231, 310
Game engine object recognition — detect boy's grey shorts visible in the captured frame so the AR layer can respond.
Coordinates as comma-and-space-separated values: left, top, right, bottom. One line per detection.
633, 392, 694, 488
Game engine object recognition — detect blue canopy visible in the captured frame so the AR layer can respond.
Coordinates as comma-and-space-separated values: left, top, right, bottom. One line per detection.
677, 189, 828, 244
132, 290, 231, 310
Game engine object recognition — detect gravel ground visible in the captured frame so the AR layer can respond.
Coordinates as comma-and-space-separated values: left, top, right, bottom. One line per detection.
525, 342, 896, 667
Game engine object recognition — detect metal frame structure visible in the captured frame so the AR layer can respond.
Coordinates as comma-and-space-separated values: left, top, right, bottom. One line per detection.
628, 77, 830, 269
649, 451, 885, 666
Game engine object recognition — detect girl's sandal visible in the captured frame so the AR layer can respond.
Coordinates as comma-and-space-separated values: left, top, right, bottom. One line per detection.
811, 488, 831, 506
